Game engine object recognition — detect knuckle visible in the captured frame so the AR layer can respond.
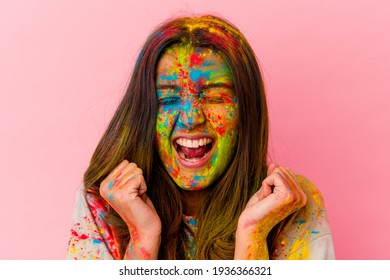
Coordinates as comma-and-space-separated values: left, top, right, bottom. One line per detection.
274, 167, 283, 173
126, 176, 141, 187
99, 185, 107, 198
135, 167, 143, 175
134, 173, 144, 184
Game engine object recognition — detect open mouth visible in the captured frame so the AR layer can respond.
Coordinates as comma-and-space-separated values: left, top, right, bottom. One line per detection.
174, 137, 214, 165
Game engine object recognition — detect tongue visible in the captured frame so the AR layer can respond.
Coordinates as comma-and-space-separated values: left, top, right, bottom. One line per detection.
181, 145, 210, 158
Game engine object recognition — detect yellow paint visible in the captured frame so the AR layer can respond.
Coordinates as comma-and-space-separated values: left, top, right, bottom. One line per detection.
286, 230, 311, 260
69, 244, 77, 255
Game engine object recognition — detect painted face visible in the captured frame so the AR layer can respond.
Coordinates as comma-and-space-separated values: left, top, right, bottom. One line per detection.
155, 45, 239, 190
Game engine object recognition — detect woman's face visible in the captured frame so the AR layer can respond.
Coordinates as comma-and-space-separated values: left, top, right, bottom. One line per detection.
155, 45, 239, 191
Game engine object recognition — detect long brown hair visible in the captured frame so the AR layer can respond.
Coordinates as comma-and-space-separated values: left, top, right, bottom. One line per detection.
84, 15, 269, 259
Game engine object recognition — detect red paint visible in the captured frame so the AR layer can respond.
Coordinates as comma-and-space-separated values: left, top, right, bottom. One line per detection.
140, 247, 151, 260
115, 172, 123, 180
215, 126, 226, 135
162, 28, 175, 37
222, 94, 234, 105
189, 53, 204, 67
71, 229, 78, 237
172, 167, 180, 178
79, 234, 89, 240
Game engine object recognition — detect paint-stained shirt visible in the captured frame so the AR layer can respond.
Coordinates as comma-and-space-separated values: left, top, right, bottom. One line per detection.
66, 175, 335, 260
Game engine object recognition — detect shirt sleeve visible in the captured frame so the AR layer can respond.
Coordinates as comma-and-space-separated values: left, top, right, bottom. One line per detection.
270, 175, 336, 260
66, 184, 122, 260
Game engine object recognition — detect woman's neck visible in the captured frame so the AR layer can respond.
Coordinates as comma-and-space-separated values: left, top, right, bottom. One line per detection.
180, 189, 205, 216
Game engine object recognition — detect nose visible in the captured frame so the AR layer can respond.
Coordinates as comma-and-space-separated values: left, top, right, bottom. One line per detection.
177, 98, 206, 129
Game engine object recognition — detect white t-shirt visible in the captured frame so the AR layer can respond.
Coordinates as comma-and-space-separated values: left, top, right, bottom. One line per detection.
66, 175, 335, 260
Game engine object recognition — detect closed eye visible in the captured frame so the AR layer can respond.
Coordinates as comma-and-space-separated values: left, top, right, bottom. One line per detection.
156, 84, 178, 92
158, 96, 181, 105
156, 84, 180, 105
199, 83, 235, 104
202, 96, 224, 104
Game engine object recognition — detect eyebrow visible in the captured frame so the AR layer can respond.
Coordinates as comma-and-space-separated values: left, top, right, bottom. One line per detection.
155, 84, 177, 90
156, 82, 234, 92
200, 82, 234, 90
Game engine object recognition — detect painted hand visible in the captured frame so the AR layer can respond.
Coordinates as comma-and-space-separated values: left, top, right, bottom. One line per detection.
100, 160, 161, 259
235, 163, 307, 259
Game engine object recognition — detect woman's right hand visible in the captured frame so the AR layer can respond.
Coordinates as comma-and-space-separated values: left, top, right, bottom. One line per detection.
100, 160, 161, 259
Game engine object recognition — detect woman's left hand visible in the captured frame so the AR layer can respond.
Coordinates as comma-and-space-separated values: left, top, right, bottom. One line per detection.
234, 163, 307, 259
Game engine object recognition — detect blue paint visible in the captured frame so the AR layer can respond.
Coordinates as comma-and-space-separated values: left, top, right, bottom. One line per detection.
159, 72, 178, 81
177, 100, 193, 126
128, 243, 133, 255
190, 69, 211, 83
193, 174, 206, 181
188, 217, 197, 226
311, 230, 320, 234
93, 239, 102, 244
201, 59, 216, 67
107, 180, 114, 190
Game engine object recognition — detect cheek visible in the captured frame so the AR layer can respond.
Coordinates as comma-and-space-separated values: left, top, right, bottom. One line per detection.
156, 107, 178, 136
156, 111, 178, 174
205, 104, 239, 137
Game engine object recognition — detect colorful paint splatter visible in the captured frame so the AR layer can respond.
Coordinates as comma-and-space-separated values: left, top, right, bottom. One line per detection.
155, 45, 239, 190
66, 176, 335, 259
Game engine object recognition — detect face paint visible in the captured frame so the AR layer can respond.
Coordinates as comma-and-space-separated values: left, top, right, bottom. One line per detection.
155, 45, 239, 190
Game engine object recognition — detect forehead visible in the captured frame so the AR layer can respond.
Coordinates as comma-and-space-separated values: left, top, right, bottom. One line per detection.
156, 45, 230, 76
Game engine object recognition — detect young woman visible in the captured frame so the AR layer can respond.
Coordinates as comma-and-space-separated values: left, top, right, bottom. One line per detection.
67, 15, 335, 260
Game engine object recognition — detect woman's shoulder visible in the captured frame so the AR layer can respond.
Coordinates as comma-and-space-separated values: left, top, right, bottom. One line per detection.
295, 174, 326, 211
269, 174, 335, 259
67, 182, 121, 260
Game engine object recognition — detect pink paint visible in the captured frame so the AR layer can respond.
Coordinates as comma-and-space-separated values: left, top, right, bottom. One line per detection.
243, 219, 258, 229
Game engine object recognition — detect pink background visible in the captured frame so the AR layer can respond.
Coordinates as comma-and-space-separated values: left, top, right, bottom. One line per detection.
1, 0, 389, 259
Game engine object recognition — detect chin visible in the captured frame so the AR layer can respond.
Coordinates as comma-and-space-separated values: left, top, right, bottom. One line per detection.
174, 179, 211, 191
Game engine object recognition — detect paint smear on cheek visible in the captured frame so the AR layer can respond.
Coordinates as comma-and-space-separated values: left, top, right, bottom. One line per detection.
215, 125, 226, 135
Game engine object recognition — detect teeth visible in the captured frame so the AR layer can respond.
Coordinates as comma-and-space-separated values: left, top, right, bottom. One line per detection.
176, 137, 212, 148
